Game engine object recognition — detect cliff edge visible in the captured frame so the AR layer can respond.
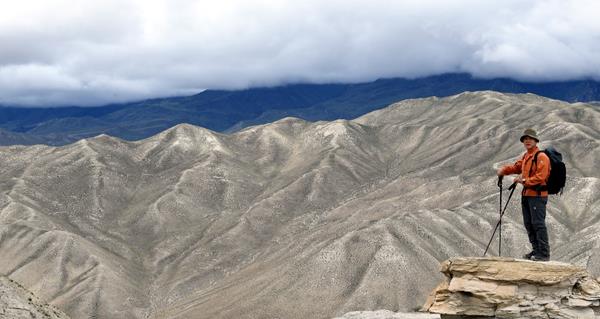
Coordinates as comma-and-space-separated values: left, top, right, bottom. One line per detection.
422, 257, 600, 318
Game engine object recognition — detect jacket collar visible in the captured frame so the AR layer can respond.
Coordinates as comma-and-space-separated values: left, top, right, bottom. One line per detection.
526, 146, 540, 155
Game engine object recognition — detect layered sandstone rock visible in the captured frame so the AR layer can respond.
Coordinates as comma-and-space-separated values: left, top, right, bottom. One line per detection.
0, 276, 69, 319
422, 257, 600, 319
333, 310, 439, 318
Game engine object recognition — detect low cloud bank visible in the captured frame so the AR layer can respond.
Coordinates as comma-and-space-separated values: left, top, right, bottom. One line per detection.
1, 0, 599, 106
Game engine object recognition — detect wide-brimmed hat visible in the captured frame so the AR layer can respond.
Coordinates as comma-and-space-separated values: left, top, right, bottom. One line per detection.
520, 128, 539, 143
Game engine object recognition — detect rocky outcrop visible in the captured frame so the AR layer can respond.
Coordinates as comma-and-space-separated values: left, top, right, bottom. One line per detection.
0, 275, 69, 319
333, 310, 439, 319
422, 257, 600, 318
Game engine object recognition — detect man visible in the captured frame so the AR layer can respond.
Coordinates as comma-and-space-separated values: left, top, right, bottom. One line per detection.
497, 128, 551, 261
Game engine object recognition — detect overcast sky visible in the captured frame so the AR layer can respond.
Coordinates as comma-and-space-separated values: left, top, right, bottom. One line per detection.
1, 0, 599, 107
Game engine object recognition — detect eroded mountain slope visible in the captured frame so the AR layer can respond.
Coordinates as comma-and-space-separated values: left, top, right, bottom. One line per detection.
0, 91, 598, 319
0, 276, 69, 319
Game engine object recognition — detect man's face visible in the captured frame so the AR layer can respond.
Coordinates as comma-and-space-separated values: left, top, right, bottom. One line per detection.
522, 136, 537, 150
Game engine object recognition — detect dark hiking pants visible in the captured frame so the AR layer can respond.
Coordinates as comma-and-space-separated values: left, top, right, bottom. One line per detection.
521, 196, 549, 258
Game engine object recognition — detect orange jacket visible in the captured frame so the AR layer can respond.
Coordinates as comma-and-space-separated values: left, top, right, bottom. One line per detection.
500, 146, 551, 197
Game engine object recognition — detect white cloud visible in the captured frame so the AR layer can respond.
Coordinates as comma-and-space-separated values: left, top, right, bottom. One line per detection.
1, 0, 599, 106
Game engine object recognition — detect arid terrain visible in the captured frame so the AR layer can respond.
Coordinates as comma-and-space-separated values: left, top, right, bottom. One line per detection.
0, 91, 598, 318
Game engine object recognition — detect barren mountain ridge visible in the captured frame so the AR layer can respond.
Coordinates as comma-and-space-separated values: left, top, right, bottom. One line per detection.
0, 91, 598, 319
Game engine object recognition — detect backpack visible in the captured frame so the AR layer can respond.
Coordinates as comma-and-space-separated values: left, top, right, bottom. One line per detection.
532, 147, 566, 195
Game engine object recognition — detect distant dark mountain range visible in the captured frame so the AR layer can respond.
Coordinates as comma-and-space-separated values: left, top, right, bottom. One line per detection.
1, 73, 600, 145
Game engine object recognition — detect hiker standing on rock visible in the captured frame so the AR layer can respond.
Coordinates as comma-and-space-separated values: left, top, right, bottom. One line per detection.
497, 129, 551, 261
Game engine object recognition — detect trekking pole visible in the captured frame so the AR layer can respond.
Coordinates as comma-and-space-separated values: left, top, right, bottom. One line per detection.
498, 176, 503, 256
483, 182, 517, 257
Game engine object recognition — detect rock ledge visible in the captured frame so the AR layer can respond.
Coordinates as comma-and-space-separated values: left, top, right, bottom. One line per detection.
422, 257, 600, 319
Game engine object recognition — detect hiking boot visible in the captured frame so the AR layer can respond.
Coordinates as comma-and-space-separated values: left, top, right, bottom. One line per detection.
531, 255, 550, 262
522, 251, 535, 260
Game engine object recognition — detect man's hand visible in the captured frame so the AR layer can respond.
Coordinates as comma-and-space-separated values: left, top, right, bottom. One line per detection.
513, 175, 524, 184
496, 168, 504, 176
